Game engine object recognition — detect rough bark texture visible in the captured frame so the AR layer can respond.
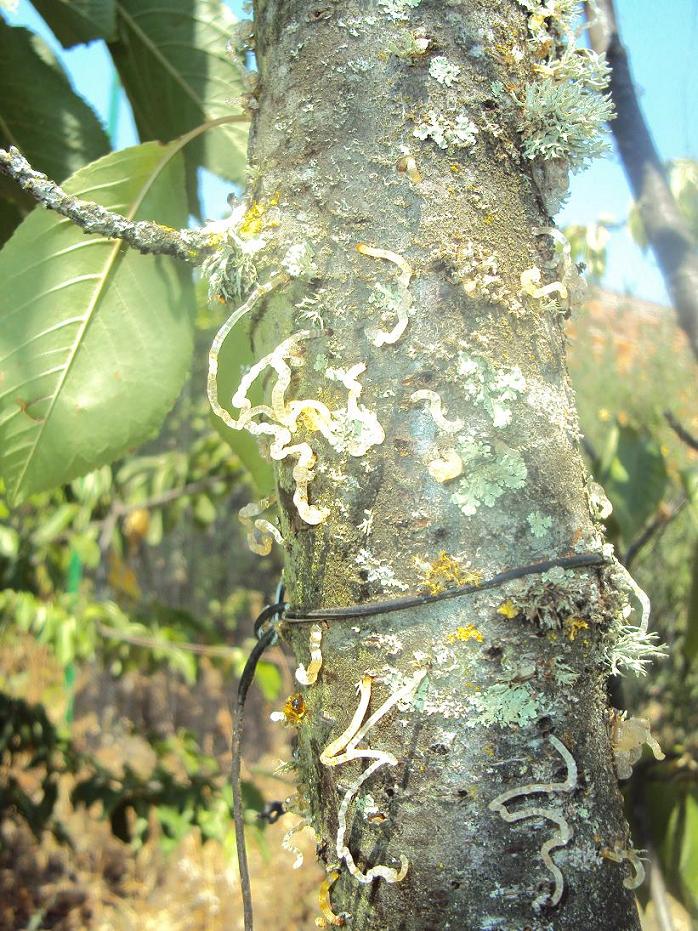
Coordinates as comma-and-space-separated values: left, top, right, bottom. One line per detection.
589, 0, 698, 360
249, 2, 641, 928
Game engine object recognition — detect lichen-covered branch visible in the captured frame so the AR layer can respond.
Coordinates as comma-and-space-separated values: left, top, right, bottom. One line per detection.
0, 146, 217, 265
587, 0, 698, 359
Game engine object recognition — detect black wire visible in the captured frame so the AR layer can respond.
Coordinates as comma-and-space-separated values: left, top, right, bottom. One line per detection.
283, 552, 607, 623
253, 599, 287, 639
232, 553, 607, 929
232, 602, 284, 931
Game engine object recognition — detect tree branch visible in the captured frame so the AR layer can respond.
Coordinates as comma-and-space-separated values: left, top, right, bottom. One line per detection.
664, 410, 698, 451
97, 475, 226, 554
0, 145, 219, 266
621, 498, 686, 569
587, 0, 698, 359
96, 622, 243, 658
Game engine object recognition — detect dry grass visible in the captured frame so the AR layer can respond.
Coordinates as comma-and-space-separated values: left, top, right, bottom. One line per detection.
1, 635, 323, 931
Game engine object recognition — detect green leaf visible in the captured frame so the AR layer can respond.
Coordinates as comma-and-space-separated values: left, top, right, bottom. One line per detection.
0, 21, 110, 181
684, 541, 698, 669
29, 0, 116, 47
193, 493, 216, 525
669, 158, 698, 243
255, 660, 282, 702
627, 200, 648, 252
0, 524, 19, 559
0, 141, 195, 504
679, 793, 698, 916
70, 532, 101, 569
31, 503, 79, 545
210, 315, 275, 496
648, 783, 698, 918
598, 422, 668, 544
109, 0, 248, 185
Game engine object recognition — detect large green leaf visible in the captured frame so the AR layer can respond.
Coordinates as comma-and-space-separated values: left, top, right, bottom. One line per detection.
648, 783, 698, 918
0, 21, 110, 181
0, 141, 195, 505
210, 314, 275, 496
29, 0, 116, 47
109, 0, 248, 185
598, 421, 668, 544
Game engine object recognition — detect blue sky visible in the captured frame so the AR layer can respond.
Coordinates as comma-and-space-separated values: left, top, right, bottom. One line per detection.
6, 0, 697, 306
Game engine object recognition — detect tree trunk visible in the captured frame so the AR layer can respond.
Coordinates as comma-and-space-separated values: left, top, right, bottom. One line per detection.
249, 2, 641, 928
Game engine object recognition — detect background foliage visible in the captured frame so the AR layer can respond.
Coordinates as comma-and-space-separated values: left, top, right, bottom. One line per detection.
1, 1, 697, 928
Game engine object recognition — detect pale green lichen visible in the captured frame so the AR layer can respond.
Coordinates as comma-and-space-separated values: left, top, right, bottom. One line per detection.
379, 0, 421, 20
413, 111, 478, 151
527, 510, 552, 538
550, 658, 578, 687
515, 0, 614, 172
473, 682, 541, 728
282, 241, 315, 278
356, 548, 408, 591
458, 352, 526, 428
429, 55, 461, 86
605, 623, 665, 678
451, 439, 527, 516
605, 562, 666, 676
519, 79, 614, 169
453, 241, 506, 303
387, 31, 431, 59
200, 202, 266, 302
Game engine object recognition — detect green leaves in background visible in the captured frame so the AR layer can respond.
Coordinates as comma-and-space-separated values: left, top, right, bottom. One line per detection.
29, 0, 116, 47
209, 314, 275, 496
0, 141, 195, 504
0, 21, 110, 182
597, 421, 668, 544
647, 783, 698, 919
109, 0, 248, 186
683, 541, 698, 669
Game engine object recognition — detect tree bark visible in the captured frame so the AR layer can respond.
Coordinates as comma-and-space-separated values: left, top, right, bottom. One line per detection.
249, 2, 641, 928
588, 0, 698, 360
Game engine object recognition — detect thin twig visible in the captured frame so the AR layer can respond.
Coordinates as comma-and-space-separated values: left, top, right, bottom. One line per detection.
114, 476, 225, 517
664, 410, 698, 451
0, 116, 247, 267
622, 499, 687, 569
97, 475, 225, 553
96, 623, 240, 657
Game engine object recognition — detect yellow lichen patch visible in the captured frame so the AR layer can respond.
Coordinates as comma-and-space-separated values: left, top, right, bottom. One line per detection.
238, 192, 280, 237
281, 692, 308, 726
447, 625, 484, 645
421, 552, 481, 595
497, 599, 519, 619
564, 616, 589, 641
